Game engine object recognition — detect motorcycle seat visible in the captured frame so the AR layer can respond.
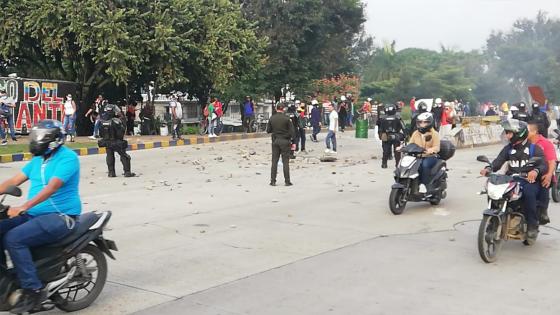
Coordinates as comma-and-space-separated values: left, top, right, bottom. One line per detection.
46, 212, 100, 248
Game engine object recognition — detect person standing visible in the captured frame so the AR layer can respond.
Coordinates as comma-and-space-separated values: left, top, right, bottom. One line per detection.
296, 104, 306, 152
98, 104, 135, 177
243, 96, 255, 133
338, 96, 348, 132
62, 94, 77, 142
0, 87, 17, 145
410, 96, 416, 114
126, 101, 136, 135
207, 100, 217, 137
310, 100, 321, 142
285, 103, 299, 158
431, 98, 444, 131
169, 94, 183, 140
85, 95, 104, 139
377, 104, 406, 168
530, 102, 550, 138
267, 103, 295, 186
325, 102, 338, 154
322, 100, 331, 126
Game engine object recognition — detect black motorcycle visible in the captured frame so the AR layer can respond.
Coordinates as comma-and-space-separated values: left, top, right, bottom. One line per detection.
476, 155, 542, 263
388, 142, 451, 215
0, 186, 117, 313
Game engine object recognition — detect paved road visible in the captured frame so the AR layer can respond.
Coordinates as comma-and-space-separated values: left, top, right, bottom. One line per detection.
0, 131, 558, 314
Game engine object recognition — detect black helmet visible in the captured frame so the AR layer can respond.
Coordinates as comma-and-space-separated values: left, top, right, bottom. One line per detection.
385, 104, 396, 115
417, 102, 428, 113
517, 102, 527, 111
416, 112, 434, 134
531, 103, 541, 112
501, 119, 528, 144
102, 103, 120, 120
29, 120, 64, 157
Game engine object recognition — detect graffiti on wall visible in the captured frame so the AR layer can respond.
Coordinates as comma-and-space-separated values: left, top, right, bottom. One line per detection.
0, 78, 79, 131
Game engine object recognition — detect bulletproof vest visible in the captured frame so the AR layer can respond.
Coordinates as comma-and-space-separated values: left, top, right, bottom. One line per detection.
379, 115, 401, 134
101, 118, 125, 141
506, 143, 535, 174
514, 112, 529, 122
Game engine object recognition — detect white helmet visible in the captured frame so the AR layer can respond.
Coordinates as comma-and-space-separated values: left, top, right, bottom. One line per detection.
340, 95, 347, 101
295, 100, 301, 105
435, 98, 442, 104
367, 97, 372, 102
311, 100, 318, 105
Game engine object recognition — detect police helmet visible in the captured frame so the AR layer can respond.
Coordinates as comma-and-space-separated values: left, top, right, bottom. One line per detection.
416, 112, 434, 134
501, 119, 528, 144
417, 102, 428, 113
531, 103, 541, 111
517, 102, 527, 111
29, 120, 65, 157
385, 104, 396, 115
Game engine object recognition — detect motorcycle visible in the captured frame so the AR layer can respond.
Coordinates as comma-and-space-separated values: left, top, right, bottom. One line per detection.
388, 143, 450, 215
0, 186, 117, 313
476, 155, 542, 263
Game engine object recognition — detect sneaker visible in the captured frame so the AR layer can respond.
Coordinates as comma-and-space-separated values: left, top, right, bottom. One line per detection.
11, 137, 17, 142
331, 150, 337, 154
324, 149, 331, 154
269, 181, 276, 186
285, 182, 293, 186
1, 140, 7, 146
124, 172, 136, 178
65, 135, 71, 142
419, 184, 427, 194
10, 288, 46, 314
88, 136, 96, 140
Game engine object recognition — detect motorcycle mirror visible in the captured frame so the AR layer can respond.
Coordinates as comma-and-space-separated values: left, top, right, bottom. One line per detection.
476, 155, 490, 163
3, 186, 22, 197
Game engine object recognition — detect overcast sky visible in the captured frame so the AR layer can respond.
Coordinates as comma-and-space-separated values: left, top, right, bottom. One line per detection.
363, 0, 560, 51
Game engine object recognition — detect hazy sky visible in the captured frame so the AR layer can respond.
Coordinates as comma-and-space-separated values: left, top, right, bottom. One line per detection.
364, 0, 560, 51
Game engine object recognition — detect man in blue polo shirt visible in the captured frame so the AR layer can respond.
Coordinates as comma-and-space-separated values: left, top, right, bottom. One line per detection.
0, 119, 81, 313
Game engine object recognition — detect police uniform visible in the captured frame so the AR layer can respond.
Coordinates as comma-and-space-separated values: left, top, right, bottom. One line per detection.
267, 108, 296, 186
377, 105, 406, 168
98, 104, 135, 177
530, 107, 550, 138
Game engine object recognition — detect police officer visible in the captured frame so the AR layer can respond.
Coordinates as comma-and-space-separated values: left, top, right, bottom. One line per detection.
512, 102, 530, 122
98, 103, 135, 177
409, 101, 428, 135
285, 102, 299, 159
267, 102, 296, 186
529, 102, 550, 137
431, 98, 444, 131
378, 104, 406, 168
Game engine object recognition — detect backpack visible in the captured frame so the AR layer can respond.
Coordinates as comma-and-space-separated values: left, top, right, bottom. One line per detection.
203, 105, 209, 117
215, 102, 223, 117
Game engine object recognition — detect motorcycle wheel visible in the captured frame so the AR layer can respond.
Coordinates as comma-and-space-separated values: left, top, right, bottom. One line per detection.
477, 215, 503, 263
389, 188, 407, 215
54, 245, 108, 312
551, 176, 560, 203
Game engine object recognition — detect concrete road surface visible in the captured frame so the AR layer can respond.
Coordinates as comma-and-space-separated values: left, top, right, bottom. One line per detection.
0, 131, 558, 315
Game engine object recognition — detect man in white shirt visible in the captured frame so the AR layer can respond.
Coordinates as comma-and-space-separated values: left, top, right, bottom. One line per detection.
325, 102, 338, 154
169, 95, 183, 140
0, 88, 17, 145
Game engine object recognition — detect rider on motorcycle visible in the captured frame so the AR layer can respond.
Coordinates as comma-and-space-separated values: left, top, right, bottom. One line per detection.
409, 112, 440, 193
0, 119, 80, 313
480, 119, 546, 241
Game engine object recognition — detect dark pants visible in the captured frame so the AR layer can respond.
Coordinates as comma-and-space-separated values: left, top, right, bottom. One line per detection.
382, 140, 401, 166
537, 185, 550, 218
126, 119, 135, 135
518, 179, 540, 226
420, 156, 438, 186
0, 114, 16, 140
312, 124, 320, 141
271, 138, 291, 183
339, 114, 347, 131
172, 118, 182, 139
297, 128, 306, 151
244, 115, 255, 133
0, 213, 74, 289
106, 140, 131, 174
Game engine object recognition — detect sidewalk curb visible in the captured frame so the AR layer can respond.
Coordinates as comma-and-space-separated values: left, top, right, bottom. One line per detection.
0, 133, 269, 164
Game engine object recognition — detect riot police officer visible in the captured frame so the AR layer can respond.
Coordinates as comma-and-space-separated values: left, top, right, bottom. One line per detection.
529, 102, 550, 137
98, 103, 135, 177
431, 98, 444, 131
285, 103, 299, 159
409, 101, 428, 135
378, 104, 406, 168
512, 102, 530, 122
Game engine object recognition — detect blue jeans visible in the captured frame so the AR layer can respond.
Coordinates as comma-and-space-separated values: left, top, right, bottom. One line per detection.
63, 114, 76, 136
0, 213, 74, 289
0, 115, 16, 140
518, 179, 540, 226
420, 156, 438, 185
93, 118, 101, 137
208, 117, 216, 135
325, 130, 336, 151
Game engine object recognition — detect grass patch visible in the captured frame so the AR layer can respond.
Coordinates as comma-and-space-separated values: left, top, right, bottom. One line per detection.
0, 142, 98, 155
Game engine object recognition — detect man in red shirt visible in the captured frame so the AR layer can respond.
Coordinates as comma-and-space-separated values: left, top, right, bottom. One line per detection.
528, 122, 556, 224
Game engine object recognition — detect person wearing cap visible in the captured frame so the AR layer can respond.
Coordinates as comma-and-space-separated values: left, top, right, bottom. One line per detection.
0, 87, 17, 145
267, 102, 295, 186
310, 100, 321, 142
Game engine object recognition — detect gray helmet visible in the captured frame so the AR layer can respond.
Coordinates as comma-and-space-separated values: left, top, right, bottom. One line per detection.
29, 120, 65, 156
501, 119, 528, 144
